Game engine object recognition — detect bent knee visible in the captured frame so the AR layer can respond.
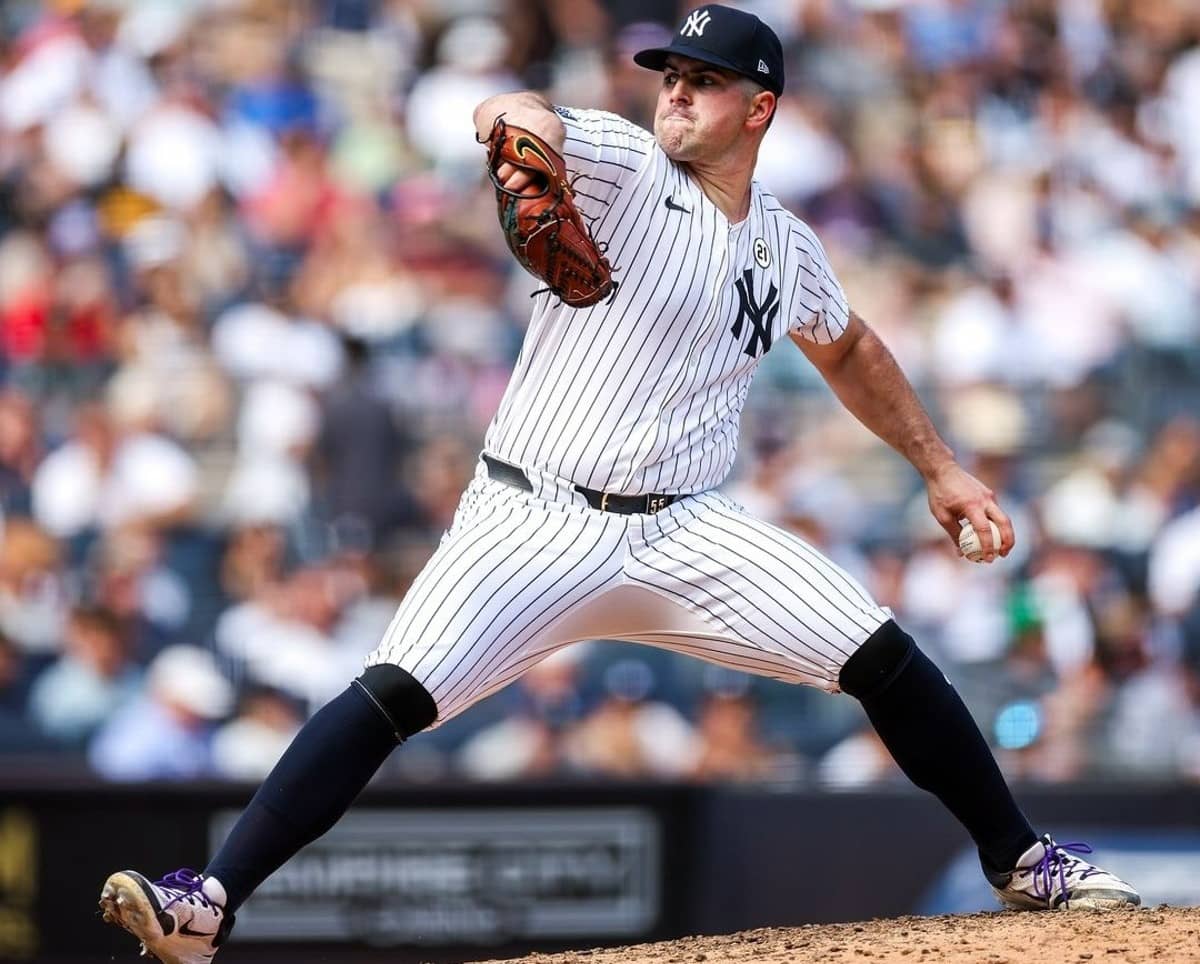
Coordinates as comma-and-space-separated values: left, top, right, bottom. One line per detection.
837, 619, 917, 701
354, 664, 438, 740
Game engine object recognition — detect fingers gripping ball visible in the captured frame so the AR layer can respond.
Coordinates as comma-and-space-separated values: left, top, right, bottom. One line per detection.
484, 116, 617, 309
958, 519, 1002, 563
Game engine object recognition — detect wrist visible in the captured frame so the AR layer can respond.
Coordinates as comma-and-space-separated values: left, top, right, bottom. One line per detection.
916, 445, 957, 482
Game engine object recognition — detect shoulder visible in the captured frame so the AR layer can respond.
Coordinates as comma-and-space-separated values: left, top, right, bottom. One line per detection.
753, 183, 823, 248
749, 183, 836, 277
768, 201, 834, 273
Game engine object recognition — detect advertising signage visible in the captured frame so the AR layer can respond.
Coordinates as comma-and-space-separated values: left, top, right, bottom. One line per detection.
211, 807, 662, 945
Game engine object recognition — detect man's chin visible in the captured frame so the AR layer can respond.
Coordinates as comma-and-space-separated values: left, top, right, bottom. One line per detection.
656, 133, 693, 161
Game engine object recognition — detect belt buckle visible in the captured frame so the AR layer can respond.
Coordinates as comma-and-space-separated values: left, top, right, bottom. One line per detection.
600, 492, 610, 512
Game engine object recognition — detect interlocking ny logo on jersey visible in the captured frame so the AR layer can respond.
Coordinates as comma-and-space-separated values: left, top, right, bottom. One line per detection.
732, 269, 779, 357
681, 9, 712, 37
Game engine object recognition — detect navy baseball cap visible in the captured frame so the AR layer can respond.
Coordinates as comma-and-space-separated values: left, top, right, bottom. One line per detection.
634, 4, 784, 97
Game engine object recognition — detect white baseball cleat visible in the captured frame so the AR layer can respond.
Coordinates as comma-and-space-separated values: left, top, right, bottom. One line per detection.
986, 835, 1140, 911
99, 869, 233, 963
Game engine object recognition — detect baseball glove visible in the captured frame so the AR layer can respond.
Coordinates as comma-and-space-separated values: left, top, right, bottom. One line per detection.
484, 115, 617, 309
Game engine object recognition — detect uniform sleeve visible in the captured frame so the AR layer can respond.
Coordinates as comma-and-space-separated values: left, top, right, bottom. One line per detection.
553, 106, 654, 210
788, 222, 851, 344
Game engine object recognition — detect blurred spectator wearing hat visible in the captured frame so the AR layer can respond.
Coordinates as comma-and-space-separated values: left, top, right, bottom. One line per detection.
564, 657, 700, 780
89, 644, 233, 781
689, 669, 785, 783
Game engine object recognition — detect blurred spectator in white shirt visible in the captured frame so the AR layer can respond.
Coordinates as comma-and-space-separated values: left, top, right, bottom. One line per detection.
1149, 506, 1200, 619
817, 724, 901, 790
212, 686, 303, 781
215, 564, 356, 712
31, 403, 199, 539
456, 645, 588, 781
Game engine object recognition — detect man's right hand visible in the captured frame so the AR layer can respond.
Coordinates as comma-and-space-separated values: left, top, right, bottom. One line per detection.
923, 462, 1015, 563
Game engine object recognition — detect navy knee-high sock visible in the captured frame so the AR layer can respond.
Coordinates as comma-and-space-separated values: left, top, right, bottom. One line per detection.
839, 621, 1037, 873
205, 684, 399, 912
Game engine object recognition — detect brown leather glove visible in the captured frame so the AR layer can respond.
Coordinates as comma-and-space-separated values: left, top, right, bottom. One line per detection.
484, 115, 618, 309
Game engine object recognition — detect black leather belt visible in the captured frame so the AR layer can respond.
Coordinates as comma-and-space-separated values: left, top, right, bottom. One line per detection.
482, 454, 680, 515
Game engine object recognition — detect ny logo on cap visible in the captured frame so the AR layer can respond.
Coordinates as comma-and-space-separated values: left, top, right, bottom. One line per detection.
681, 9, 712, 37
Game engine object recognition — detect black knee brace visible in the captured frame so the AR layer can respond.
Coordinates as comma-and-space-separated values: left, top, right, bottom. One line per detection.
838, 619, 917, 701
353, 665, 438, 740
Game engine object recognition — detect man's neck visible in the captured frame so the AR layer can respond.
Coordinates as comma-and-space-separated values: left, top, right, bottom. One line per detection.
684, 153, 756, 223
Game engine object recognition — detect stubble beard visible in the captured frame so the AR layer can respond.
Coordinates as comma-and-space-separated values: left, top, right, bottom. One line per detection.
655, 115, 698, 161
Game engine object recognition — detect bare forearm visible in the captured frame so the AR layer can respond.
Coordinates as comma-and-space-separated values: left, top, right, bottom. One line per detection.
473, 92, 564, 151
821, 328, 954, 479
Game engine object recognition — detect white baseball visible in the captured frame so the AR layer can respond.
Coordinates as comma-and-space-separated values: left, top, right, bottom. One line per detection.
958, 519, 1002, 563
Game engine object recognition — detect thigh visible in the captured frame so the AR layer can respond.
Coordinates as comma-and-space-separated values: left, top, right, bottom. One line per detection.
626, 491, 890, 690
367, 478, 626, 723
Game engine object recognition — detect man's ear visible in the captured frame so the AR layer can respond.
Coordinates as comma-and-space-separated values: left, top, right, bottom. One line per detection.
748, 91, 776, 131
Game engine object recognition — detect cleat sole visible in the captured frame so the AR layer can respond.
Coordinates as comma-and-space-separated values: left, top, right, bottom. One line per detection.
99, 873, 170, 961
99, 873, 159, 938
992, 888, 1141, 912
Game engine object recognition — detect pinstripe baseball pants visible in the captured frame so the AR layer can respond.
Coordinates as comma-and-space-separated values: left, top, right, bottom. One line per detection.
367, 460, 892, 724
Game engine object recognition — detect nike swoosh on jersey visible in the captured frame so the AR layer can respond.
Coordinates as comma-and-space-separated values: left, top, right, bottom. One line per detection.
664, 196, 691, 214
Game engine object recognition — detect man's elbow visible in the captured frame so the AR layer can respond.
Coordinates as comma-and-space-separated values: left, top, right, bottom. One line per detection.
792, 312, 866, 377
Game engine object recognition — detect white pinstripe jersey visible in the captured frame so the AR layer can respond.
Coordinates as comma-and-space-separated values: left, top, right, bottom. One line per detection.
483, 106, 851, 496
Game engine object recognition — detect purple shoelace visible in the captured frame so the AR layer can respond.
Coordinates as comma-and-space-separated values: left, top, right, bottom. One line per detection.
155, 869, 212, 911
1031, 840, 1101, 907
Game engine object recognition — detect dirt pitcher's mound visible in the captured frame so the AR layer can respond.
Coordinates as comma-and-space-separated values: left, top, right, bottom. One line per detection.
471, 906, 1200, 964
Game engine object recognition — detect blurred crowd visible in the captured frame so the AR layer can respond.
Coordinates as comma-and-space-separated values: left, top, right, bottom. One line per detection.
0, 0, 1198, 788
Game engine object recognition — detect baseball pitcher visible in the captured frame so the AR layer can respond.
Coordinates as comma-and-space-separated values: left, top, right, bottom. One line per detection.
99, 7, 1138, 962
